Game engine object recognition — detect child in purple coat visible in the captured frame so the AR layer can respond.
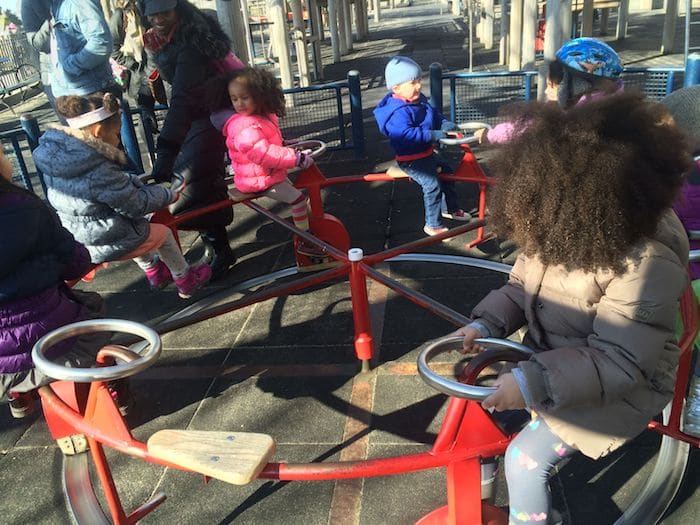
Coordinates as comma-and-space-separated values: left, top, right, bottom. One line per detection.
662, 85, 700, 436
0, 149, 108, 417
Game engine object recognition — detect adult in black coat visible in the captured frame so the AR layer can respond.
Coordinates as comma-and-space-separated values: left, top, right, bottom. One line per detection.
142, 0, 236, 280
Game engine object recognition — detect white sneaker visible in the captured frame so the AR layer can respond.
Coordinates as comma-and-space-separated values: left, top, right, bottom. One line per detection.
441, 209, 472, 221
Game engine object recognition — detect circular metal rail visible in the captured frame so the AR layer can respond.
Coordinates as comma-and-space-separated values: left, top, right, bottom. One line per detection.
32, 319, 161, 382
417, 335, 533, 400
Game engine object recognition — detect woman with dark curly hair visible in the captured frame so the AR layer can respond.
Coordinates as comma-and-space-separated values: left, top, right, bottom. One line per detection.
141, 0, 242, 280
450, 92, 691, 524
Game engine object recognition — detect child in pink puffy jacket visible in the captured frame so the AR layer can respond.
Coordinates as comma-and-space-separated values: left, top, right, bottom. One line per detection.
207, 67, 319, 256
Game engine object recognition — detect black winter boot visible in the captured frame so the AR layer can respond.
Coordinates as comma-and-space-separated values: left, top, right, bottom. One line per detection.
201, 228, 237, 281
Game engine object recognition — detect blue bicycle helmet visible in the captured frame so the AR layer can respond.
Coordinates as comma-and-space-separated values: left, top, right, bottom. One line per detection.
555, 38, 623, 80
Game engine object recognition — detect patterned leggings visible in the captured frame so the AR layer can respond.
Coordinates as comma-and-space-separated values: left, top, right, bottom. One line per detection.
505, 417, 576, 524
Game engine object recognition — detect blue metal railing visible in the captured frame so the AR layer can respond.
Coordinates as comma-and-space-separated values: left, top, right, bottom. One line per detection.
430, 63, 688, 125
128, 69, 365, 165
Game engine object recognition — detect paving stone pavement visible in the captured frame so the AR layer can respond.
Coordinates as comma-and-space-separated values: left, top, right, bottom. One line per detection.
1, 2, 700, 524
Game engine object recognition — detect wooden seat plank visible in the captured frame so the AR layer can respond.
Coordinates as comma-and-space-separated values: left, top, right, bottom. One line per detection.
147, 430, 275, 485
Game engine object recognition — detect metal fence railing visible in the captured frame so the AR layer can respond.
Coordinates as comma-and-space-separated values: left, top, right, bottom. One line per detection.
1, 70, 366, 196
430, 64, 688, 125
0, 32, 41, 97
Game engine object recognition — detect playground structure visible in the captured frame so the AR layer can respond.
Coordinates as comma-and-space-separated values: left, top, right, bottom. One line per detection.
15, 130, 700, 524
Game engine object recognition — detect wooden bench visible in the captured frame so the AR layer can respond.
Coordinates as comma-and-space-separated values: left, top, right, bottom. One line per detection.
147, 429, 275, 485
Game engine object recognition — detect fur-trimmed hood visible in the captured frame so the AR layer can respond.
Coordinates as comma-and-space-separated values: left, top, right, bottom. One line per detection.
42, 124, 128, 172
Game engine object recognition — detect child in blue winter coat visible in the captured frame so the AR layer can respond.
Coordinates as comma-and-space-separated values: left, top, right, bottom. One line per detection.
373, 56, 471, 237
32, 92, 211, 299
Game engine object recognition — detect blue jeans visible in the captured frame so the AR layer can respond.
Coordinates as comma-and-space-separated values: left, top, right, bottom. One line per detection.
398, 154, 460, 228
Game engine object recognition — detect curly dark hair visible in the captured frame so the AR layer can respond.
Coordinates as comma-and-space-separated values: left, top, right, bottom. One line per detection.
55, 92, 121, 127
489, 91, 691, 273
206, 67, 286, 117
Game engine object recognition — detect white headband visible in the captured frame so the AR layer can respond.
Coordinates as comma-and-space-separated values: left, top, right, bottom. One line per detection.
66, 106, 118, 129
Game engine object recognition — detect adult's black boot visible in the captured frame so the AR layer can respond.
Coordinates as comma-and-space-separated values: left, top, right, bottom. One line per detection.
201, 229, 237, 281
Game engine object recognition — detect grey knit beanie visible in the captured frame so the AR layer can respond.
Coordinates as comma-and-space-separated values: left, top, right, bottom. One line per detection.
661, 85, 700, 151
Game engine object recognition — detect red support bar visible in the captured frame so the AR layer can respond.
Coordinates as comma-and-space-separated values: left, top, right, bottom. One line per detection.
347, 249, 374, 366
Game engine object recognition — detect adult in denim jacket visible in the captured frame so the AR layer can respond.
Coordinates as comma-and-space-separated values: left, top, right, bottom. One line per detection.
49, 0, 115, 97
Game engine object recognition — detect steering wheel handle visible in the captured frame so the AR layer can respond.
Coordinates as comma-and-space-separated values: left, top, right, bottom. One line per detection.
32, 319, 162, 383
417, 335, 533, 401
292, 139, 327, 158
439, 121, 492, 147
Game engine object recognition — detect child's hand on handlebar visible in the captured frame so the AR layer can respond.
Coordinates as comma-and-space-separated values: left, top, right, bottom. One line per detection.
481, 373, 526, 412
448, 324, 487, 354
441, 120, 460, 132
296, 150, 315, 169
474, 128, 489, 144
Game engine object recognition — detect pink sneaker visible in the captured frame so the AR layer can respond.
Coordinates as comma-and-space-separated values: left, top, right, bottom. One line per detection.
175, 264, 212, 299
144, 260, 172, 289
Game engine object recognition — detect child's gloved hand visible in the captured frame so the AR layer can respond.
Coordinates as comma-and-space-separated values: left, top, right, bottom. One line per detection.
296, 150, 315, 169
429, 130, 447, 143
441, 121, 459, 132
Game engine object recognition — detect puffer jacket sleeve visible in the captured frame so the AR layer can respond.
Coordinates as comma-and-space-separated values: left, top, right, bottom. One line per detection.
470, 254, 528, 337
382, 107, 434, 147
234, 123, 298, 170
518, 251, 688, 411
90, 165, 173, 218
158, 47, 208, 150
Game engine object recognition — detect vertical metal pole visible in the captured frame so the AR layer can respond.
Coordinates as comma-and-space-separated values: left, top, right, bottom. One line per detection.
684, 53, 700, 86
119, 99, 144, 174
483, 0, 495, 48
374, 0, 382, 22
539, 0, 563, 100
328, 0, 342, 62
20, 112, 47, 195
348, 70, 365, 159
430, 62, 444, 115
521, 0, 537, 69
617, 0, 629, 40
290, 0, 311, 86
347, 248, 374, 371
309, 0, 324, 79
560, 0, 573, 42
468, 0, 474, 71
269, 0, 294, 88
239, 0, 256, 65
685, 0, 692, 65
500, 0, 510, 65
662, 0, 679, 54
509, 0, 523, 70
581, 0, 594, 36
343, 0, 354, 51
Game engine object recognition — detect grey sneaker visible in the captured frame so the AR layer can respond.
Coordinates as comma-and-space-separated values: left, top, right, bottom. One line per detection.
684, 376, 700, 437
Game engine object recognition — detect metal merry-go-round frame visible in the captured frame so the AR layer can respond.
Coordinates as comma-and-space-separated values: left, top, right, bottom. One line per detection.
27, 138, 700, 525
